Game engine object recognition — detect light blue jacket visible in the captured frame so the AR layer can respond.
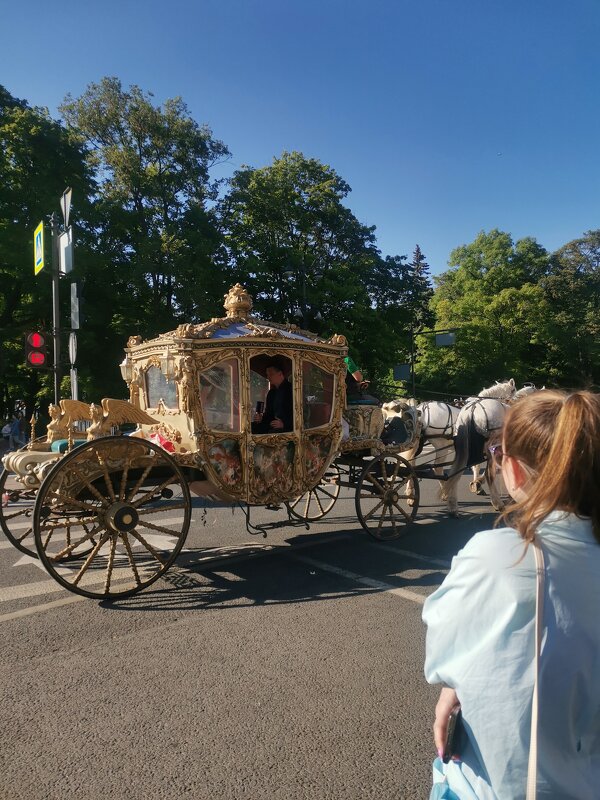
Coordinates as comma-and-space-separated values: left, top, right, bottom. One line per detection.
423, 512, 600, 799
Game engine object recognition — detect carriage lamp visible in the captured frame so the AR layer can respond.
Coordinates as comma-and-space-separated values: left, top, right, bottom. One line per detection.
119, 356, 134, 383
160, 348, 176, 382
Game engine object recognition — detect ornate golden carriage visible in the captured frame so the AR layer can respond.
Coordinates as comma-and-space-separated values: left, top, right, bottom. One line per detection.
1, 285, 421, 601
119, 283, 347, 506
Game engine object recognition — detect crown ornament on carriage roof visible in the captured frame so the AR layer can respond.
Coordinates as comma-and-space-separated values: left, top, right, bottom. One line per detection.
224, 284, 253, 319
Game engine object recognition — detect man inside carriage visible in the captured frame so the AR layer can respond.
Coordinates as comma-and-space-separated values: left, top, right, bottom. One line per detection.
252, 358, 294, 434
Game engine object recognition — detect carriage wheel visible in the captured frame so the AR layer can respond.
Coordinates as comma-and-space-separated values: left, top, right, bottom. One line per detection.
1, 469, 100, 560
286, 464, 341, 521
0, 469, 39, 557
33, 437, 191, 600
355, 454, 419, 541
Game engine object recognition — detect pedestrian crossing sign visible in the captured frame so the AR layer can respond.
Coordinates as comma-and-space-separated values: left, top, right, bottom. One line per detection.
34, 221, 44, 275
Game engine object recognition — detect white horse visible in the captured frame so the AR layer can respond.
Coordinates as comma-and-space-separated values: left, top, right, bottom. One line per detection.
385, 380, 539, 515
468, 382, 539, 494
442, 379, 521, 515
415, 379, 514, 496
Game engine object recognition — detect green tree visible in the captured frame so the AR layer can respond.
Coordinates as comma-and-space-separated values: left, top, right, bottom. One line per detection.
407, 244, 434, 330
417, 230, 551, 395
540, 230, 600, 387
58, 77, 231, 399
0, 85, 94, 417
220, 151, 421, 380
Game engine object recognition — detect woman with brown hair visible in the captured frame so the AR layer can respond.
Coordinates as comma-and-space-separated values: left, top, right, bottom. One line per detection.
423, 390, 600, 799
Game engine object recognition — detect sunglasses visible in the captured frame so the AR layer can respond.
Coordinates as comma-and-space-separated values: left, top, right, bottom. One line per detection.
488, 443, 507, 466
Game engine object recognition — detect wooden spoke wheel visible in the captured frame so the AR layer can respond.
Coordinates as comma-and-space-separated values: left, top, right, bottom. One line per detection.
0, 469, 39, 557
33, 437, 191, 600
286, 464, 341, 521
355, 454, 419, 540
0, 469, 99, 561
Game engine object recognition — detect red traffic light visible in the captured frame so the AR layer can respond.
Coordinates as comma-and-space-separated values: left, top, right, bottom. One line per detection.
25, 331, 49, 369
27, 332, 45, 348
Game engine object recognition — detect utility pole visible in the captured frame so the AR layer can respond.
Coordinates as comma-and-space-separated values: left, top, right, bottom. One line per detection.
50, 211, 61, 405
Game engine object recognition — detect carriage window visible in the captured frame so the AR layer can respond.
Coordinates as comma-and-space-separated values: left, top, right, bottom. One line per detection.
199, 359, 240, 432
145, 366, 178, 409
302, 361, 334, 429
249, 354, 294, 434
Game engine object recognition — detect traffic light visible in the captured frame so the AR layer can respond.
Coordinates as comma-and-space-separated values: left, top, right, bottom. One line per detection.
25, 331, 49, 368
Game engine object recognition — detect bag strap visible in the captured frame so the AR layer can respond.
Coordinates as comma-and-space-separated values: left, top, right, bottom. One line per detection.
526, 539, 545, 800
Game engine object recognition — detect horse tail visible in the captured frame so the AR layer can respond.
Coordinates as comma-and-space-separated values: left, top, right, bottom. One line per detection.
450, 417, 470, 476
450, 405, 487, 476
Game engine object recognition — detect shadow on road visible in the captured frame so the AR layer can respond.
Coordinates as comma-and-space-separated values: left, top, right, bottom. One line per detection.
102, 504, 500, 613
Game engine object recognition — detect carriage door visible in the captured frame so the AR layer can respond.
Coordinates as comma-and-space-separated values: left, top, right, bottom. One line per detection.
247, 354, 299, 504
198, 358, 244, 500
301, 360, 337, 487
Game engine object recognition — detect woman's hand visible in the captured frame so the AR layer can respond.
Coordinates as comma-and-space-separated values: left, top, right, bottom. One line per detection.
433, 687, 460, 756
270, 417, 284, 430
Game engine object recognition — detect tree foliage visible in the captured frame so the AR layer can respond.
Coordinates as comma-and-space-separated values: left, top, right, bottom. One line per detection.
540, 230, 600, 386
0, 86, 94, 416
55, 78, 232, 400
219, 151, 428, 378
60, 77, 230, 333
417, 229, 599, 396
2, 77, 596, 416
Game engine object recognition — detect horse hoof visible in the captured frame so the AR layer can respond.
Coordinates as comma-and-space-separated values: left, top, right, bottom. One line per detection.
469, 480, 484, 495
449, 509, 460, 519
407, 499, 415, 507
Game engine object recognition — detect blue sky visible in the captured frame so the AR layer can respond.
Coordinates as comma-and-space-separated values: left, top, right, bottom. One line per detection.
2, 0, 598, 275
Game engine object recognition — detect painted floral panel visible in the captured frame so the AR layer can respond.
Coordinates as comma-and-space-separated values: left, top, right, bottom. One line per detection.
252, 442, 295, 498
304, 435, 332, 485
207, 438, 243, 488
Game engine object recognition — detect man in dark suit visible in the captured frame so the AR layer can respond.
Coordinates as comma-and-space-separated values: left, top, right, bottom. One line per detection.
252, 359, 294, 433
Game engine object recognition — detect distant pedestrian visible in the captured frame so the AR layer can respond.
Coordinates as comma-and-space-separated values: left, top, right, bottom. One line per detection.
8, 414, 25, 451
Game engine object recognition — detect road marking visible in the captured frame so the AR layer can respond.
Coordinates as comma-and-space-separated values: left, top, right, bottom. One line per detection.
0, 534, 352, 620
0, 539, 23, 550
0, 514, 197, 553
0, 595, 86, 622
374, 544, 451, 569
13, 553, 72, 574
289, 553, 427, 606
0, 529, 449, 620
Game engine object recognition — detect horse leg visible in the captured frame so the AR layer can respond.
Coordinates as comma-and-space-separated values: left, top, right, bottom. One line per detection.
469, 464, 485, 495
444, 472, 462, 517
486, 462, 505, 512
432, 438, 452, 500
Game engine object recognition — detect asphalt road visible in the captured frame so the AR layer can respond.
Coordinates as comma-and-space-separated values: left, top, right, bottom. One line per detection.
0, 471, 503, 800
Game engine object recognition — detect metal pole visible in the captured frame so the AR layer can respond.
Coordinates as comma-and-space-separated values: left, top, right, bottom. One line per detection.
50, 212, 61, 404
411, 328, 416, 400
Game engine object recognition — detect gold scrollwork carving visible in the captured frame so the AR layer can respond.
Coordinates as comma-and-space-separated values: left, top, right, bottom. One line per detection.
176, 323, 196, 339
